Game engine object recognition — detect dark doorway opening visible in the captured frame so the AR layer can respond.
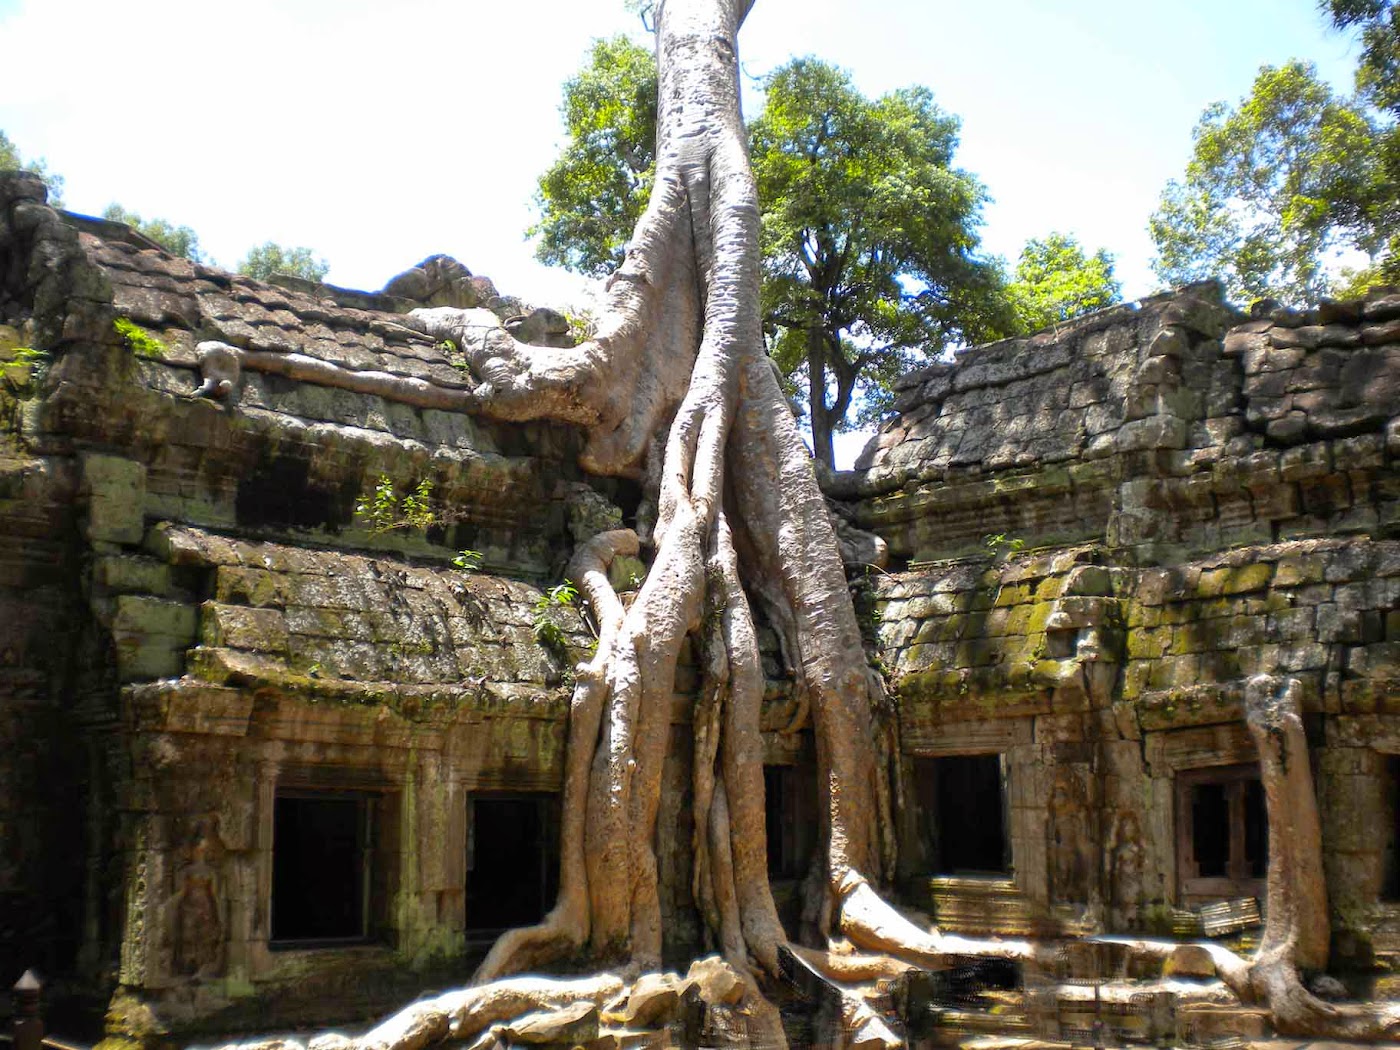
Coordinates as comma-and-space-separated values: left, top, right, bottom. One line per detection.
271, 792, 375, 944
915, 754, 1010, 875
1385, 756, 1400, 902
764, 765, 814, 880
466, 793, 560, 933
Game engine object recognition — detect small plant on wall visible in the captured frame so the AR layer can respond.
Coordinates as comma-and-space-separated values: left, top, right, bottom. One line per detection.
354, 475, 437, 535
533, 581, 579, 658
452, 549, 484, 571
113, 317, 167, 358
984, 532, 1026, 559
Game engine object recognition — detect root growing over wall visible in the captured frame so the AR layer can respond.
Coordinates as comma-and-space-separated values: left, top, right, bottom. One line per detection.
212, 2, 1400, 1046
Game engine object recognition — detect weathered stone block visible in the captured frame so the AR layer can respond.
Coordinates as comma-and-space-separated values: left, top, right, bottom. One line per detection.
94, 555, 173, 596
1334, 433, 1386, 471
1147, 654, 1201, 690
81, 453, 146, 545
1063, 565, 1112, 596
113, 595, 198, 639
1269, 323, 1361, 349
1115, 416, 1187, 452
200, 603, 289, 652
1196, 562, 1273, 597
111, 633, 186, 681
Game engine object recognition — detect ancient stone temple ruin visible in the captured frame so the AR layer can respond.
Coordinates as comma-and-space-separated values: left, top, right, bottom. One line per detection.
1, 165, 1398, 1046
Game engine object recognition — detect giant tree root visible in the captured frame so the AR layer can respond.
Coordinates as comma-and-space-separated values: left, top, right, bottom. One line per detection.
1112, 675, 1400, 1042
194, 1, 1400, 1047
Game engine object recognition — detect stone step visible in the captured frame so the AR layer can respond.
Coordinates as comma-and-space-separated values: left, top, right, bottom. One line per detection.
908, 877, 1063, 938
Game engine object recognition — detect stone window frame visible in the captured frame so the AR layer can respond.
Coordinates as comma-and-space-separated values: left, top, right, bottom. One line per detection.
1174, 763, 1267, 902
1333, 720, 1400, 921
268, 788, 382, 950
915, 752, 1013, 877
464, 789, 561, 939
256, 763, 403, 959
900, 718, 1035, 897
1381, 754, 1400, 903
1144, 722, 1260, 908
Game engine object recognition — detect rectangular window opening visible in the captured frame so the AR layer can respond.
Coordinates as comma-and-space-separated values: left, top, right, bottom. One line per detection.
915, 754, 1010, 876
271, 791, 378, 946
1177, 764, 1266, 901
466, 793, 560, 934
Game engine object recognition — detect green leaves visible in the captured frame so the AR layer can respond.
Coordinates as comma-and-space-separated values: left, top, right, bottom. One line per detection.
751, 59, 1010, 463
1150, 60, 1383, 305
533, 582, 580, 655
0, 129, 63, 205
113, 317, 167, 359
238, 242, 330, 283
1329, 0, 1400, 115
354, 475, 437, 535
103, 203, 203, 261
531, 36, 658, 277
530, 48, 1011, 463
1006, 233, 1120, 332
452, 549, 484, 571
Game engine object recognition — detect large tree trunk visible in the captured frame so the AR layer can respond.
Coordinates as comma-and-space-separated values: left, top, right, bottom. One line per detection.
413, 0, 944, 1010
806, 326, 836, 469
266, 3, 1400, 1047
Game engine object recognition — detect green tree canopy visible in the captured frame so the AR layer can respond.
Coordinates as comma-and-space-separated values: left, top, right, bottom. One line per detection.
1329, 0, 1400, 114
532, 43, 1011, 466
238, 242, 330, 283
1002, 233, 1120, 333
1326, 0, 1400, 287
0, 129, 64, 205
752, 59, 1010, 465
1150, 61, 1383, 305
531, 35, 658, 276
103, 203, 202, 261
1006, 233, 1120, 332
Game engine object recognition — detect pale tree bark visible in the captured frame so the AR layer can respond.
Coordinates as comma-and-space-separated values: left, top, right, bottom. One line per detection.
242, 2, 1400, 1046
413, 0, 977, 1033
1197, 675, 1400, 1040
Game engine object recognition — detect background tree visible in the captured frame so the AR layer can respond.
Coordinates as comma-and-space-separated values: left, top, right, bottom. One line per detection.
752, 59, 1011, 467
531, 35, 657, 276
1005, 233, 1120, 332
1150, 61, 1382, 304
102, 203, 203, 261
533, 44, 1011, 467
238, 241, 330, 282
1326, 0, 1400, 287
1330, 0, 1400, 113
0, 129, 63, 205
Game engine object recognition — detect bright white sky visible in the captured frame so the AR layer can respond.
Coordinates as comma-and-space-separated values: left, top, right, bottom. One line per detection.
0, 0, 1364, 463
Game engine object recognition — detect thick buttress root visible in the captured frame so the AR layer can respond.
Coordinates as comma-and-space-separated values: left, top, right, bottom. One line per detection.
329, 0, 1072, 1042
230, 2, 1400, 1049
1125, 674, 1400, 1041
1205, 675, 1400, 1039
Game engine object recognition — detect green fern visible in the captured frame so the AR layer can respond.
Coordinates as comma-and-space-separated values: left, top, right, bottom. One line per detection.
113, 317, 167, 358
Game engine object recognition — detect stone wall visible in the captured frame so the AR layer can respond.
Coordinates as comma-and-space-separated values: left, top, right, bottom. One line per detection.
5, 157, 1400, 1043
0, 171, 640, 1037
840, 283, 1396, 566
836, 280, 1400, 969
